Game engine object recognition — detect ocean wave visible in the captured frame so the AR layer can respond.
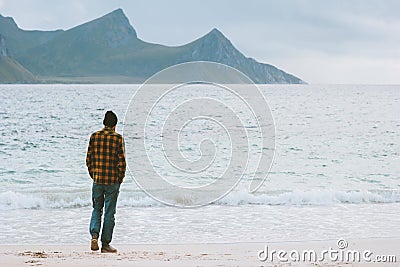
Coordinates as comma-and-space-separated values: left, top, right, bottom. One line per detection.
0, 189, 400, 210
218, 189, 400, 205
0, 191, 91, 210
0, 191, 160, 210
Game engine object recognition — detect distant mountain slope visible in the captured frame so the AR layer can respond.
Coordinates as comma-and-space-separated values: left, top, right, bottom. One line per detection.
181, 28, 302, 84
0, 56, 37, 83
0, 9, 304, 84
0, 34, 36, 83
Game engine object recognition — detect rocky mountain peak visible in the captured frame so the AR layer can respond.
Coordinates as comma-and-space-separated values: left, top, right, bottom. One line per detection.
0, 14, 18, 29
189, 28, 241, 64
62, 8, 138, 49
201, 28, 230, 43
96, 8, 137, 38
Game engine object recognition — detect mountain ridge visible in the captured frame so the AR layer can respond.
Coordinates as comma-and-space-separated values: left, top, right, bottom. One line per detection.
0, 9, 305, 84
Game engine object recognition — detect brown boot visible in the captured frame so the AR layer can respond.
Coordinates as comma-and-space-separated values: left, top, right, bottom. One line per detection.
101, 244, 117, 253
90, 236, 99, 251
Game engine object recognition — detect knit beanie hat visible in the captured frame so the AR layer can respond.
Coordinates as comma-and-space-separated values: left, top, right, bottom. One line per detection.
103, 111, 118, 127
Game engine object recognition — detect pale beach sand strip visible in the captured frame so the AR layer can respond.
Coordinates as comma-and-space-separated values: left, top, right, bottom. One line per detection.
0, 238, 399, 266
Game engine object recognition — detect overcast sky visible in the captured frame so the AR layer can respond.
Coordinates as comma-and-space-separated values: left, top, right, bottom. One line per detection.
1, 0, 399, 84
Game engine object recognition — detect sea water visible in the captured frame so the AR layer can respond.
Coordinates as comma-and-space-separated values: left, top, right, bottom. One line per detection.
0, 84, 399, 244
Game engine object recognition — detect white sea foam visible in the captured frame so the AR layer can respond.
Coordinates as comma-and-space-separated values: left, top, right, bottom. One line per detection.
218, 189, 400, 205
1, 189, 399, 210
0, 191, 90, 210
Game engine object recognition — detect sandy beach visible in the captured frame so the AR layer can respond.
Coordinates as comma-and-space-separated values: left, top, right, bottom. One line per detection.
1, 238, 399, 266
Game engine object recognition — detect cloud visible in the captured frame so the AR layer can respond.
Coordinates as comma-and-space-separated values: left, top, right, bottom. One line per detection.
274, 53, 400, 84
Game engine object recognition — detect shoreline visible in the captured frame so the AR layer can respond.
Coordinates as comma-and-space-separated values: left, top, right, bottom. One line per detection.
1, 238, 399, 266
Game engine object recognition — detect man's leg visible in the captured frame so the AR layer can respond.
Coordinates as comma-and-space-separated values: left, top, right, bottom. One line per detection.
101, 183, 120, 248
89, 183, 104, 240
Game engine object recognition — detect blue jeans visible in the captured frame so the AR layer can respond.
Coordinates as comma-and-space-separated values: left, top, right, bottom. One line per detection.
89, 182, 120, 246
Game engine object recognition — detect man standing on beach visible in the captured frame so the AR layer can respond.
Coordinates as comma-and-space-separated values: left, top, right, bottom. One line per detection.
86, 111, 126, 253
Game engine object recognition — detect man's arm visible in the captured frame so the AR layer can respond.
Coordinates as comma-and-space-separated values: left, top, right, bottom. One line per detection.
117, 137, 126, 183
86, 134, 94, 178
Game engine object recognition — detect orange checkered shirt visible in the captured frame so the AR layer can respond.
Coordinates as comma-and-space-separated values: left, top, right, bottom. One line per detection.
86, 127, 126, 184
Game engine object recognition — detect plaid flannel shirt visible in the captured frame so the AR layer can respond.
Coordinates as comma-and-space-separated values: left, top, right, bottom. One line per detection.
86, 127, 126, 184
